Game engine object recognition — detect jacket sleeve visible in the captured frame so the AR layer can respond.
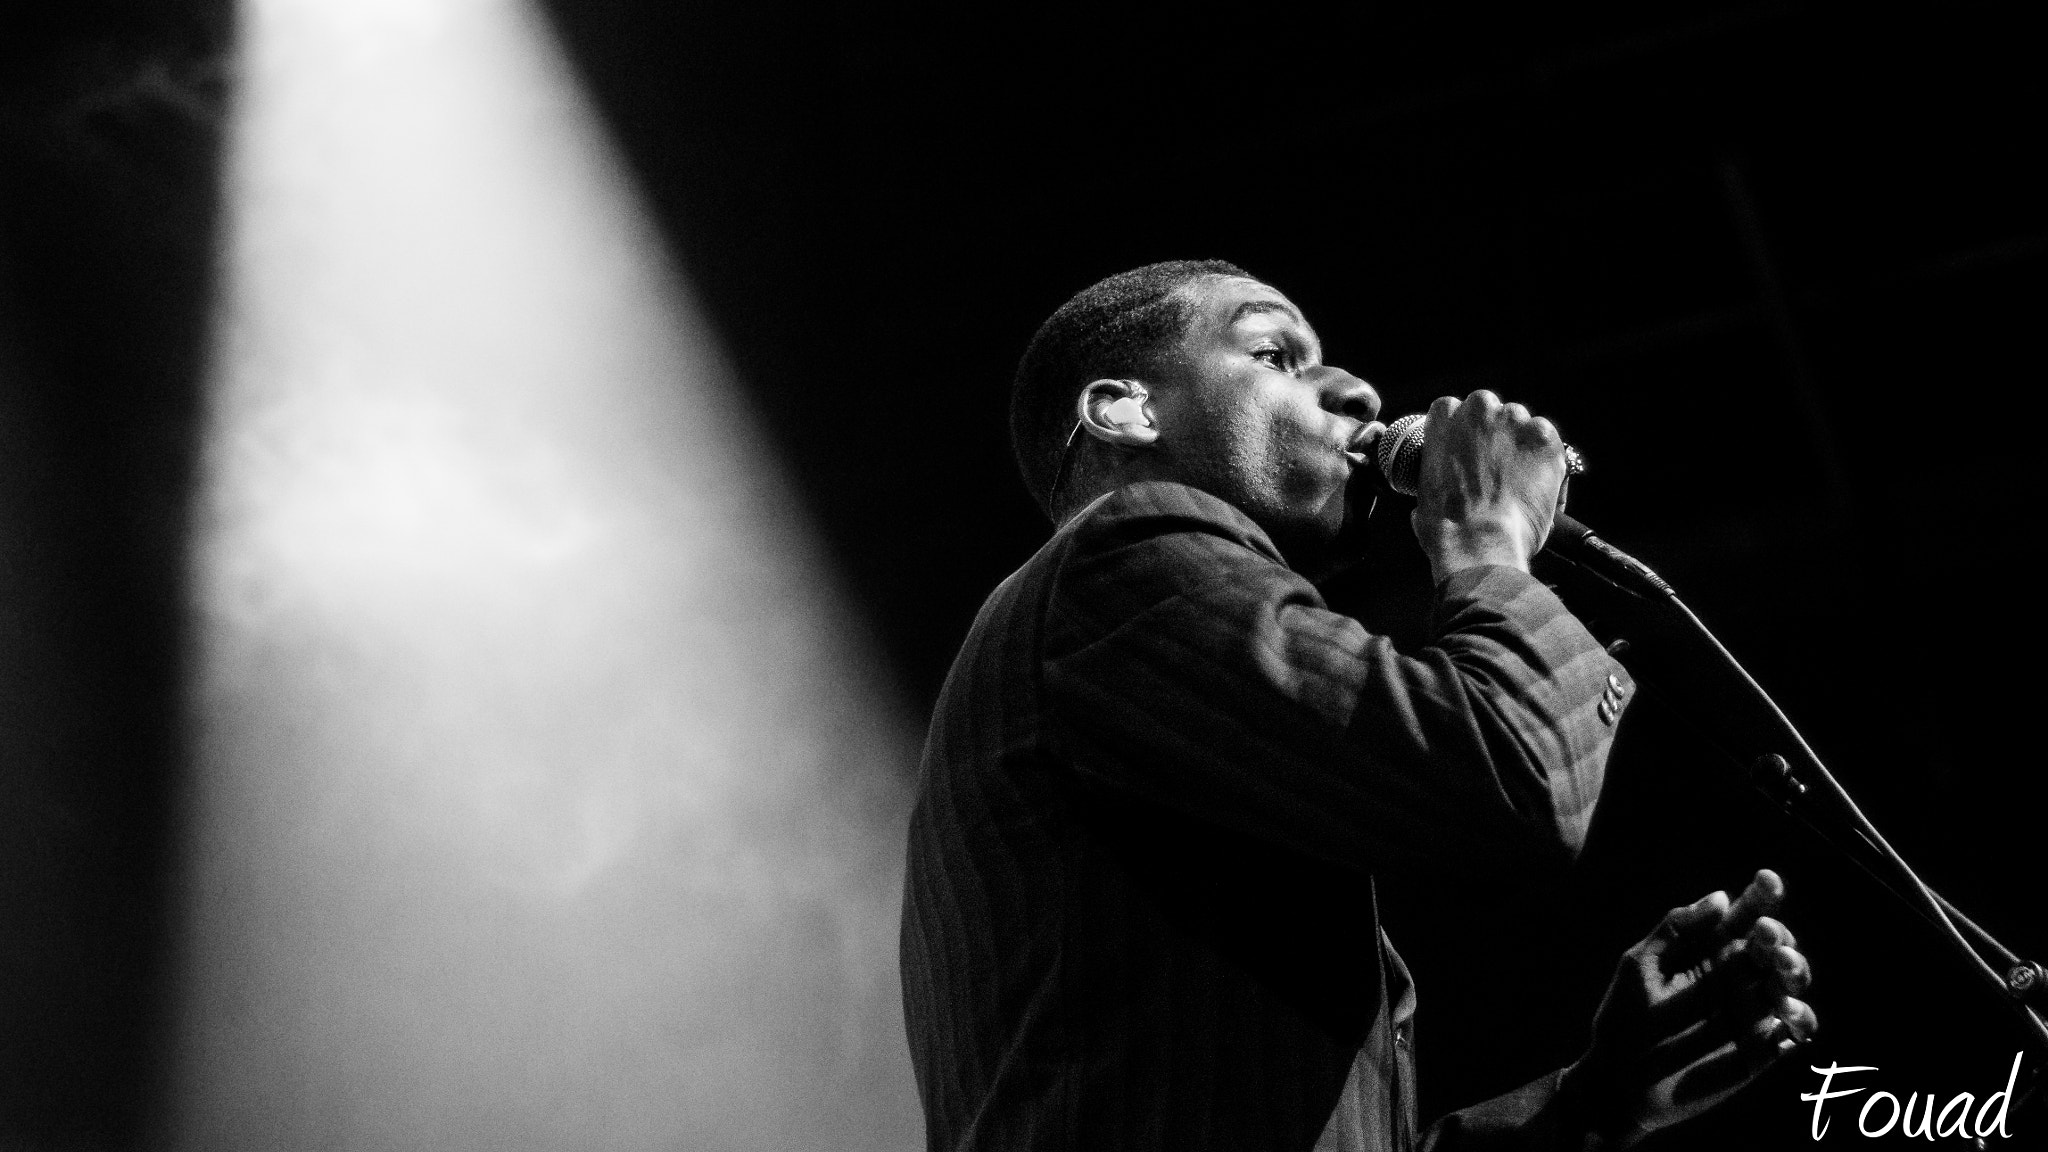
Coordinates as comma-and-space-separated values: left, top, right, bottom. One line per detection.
1041, 482, 1632, 880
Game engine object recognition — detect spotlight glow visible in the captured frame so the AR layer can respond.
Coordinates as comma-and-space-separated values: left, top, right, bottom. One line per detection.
169, 1, 921, 1148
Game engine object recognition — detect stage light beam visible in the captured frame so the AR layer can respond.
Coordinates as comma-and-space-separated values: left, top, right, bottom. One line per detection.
167, 1, 922, 1149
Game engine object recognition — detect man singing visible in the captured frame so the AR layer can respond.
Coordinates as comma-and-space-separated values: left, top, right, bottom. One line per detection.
900, 260, 1816, 1150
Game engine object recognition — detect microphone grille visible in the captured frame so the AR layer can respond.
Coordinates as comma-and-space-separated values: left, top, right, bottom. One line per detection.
1374, 413, 1428, 496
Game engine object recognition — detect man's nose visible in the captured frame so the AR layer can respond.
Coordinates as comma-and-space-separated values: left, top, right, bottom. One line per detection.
1315, 367, 1380, 423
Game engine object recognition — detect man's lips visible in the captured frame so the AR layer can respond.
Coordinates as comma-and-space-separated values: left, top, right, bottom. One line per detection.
1343, 421, 1388, 468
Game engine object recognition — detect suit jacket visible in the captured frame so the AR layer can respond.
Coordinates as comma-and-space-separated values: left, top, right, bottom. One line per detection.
901, 481, 1632, 1151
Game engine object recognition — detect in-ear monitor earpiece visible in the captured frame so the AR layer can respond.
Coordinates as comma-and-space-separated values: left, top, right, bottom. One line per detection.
1102, 395, 1148, 427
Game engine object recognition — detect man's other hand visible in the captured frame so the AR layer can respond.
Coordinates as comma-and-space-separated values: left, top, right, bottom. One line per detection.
1409, 390, 1568, 582
1562, 869, 1818, 1149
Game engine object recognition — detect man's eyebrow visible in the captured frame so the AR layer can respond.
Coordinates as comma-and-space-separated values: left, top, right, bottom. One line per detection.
1228, 299, 1302, 326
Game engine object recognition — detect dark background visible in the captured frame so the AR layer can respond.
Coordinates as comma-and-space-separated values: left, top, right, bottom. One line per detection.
1, 1, 2042, 1147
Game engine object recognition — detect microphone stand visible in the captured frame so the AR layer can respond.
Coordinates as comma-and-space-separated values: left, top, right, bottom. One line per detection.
1534, 524, 2048, 1084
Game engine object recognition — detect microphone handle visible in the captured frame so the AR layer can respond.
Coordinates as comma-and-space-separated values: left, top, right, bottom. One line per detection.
1547, 512, 1675, 600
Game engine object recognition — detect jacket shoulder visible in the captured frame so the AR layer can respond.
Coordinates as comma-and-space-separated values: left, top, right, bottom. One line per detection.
1063, 481, 1285, 567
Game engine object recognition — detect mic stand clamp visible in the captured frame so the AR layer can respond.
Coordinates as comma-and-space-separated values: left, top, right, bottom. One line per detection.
2011, 962, 2048, 1011
1751, 753, 1808, 806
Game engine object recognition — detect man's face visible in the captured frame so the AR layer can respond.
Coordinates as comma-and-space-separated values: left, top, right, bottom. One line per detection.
1145, 276, 1382, 558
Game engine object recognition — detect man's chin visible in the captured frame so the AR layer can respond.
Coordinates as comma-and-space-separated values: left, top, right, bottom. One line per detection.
1285, 475, 1384, 578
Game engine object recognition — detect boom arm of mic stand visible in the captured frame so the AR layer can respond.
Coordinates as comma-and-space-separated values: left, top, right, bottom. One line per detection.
1534, 540, 2048, 1056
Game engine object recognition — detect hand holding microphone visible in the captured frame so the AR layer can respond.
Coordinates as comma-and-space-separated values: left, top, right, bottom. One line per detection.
1373, 395, 1671, 599
1377, 391, 1575, 584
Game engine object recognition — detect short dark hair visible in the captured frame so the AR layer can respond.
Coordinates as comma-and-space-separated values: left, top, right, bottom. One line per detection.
1010, 259, 1254, 520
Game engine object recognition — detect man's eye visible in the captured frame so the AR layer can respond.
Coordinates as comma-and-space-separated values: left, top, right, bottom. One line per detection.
1251, 347, 1289, 369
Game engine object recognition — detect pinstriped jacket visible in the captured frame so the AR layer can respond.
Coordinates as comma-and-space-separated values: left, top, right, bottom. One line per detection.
901, 481, 1631, 1151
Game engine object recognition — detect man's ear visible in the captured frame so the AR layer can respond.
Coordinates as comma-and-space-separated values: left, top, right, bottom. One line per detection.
1076, 378, 1159, 447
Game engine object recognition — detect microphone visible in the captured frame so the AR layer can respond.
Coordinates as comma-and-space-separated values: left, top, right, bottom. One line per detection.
1371, 413, 1675, 599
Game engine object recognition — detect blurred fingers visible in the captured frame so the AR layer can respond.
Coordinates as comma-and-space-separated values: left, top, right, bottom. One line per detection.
1653, 890, 1730, 946
1649, 950, 1767, 1030
1713, 989, 1818, 1064
1745, 914, 1797, 951
1734, 1009, 1789, 1060
1636, 890, 1732, 980
1746, 935, 1812, 999
1776, 996, 1819, 1046
1720, 869, 1785, 939
1642, 989, 1813, 1090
